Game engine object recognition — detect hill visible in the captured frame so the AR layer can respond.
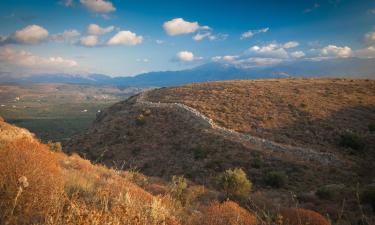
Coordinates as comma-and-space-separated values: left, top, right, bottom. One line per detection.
65, 78, 375, 222
1, 116, 340, 224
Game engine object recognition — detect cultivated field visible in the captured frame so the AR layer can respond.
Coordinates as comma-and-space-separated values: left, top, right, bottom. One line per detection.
0, 84, 144, 141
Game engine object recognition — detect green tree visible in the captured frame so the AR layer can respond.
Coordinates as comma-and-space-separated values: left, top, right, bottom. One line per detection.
217, 168, 252, 199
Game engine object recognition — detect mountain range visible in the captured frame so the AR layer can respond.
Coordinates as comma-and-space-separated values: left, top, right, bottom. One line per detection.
1, 57, 374, 86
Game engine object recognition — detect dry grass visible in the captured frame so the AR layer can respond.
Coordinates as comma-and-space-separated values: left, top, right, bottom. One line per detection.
193, 200, 257, 225
0, 138, 65, 224
279, 208, 331, 225
149, 78, 375, 151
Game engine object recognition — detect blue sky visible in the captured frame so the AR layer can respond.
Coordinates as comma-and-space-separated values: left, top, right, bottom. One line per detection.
0, 0, 374, 77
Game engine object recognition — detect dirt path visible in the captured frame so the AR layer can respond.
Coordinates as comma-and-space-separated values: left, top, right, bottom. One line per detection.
136, 90, 344, 166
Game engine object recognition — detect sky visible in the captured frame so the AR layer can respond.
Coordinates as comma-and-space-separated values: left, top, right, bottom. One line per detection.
0, 0, 374, 77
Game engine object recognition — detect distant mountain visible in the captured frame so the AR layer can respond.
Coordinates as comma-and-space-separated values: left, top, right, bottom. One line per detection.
1, 57, 374, 86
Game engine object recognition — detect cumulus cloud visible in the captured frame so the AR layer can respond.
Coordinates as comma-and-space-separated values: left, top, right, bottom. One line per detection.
355, 46, 375, 58
51, 29, 80, 42
364, 31, 375, 46
107, 31, 143, 46
163, 18, 208, 36
87, 24, 114, 35
283, 41, 299, 49
176, 51, 195, 62
248, 43, 289, 58
79, 35, 99, 47
240, 27, 269, 39
80, 0, 115, 13
193, 32, 212, 41
0, 46, 79, 76
290, 51, 305, 58
211, 55, 282, 68
0, 25, 49, 45
320, 45, 352, 58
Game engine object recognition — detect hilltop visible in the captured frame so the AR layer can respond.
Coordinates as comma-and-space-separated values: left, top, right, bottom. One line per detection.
65, 78, 375, 222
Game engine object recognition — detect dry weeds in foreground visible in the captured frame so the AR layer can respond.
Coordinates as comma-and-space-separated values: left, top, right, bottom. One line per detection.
0, 121, 338, 225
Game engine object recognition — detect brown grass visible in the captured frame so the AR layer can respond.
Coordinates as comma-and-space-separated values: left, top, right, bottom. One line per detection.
148, 78, 375, 151
0, 138, 65, 224
193, 200, 257, 225
279, 208, 331, 225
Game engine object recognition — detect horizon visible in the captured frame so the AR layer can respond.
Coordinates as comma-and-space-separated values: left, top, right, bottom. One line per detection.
0, 0, 375, 78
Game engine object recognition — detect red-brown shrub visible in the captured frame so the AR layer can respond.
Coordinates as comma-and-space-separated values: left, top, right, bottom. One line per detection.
0, 138, 65, 224
280, 208, 331, 225
196, 200, 257, 225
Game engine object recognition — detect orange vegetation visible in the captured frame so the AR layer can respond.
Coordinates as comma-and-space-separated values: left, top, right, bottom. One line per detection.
195, 201, 257, 225
280, 208, 330, 225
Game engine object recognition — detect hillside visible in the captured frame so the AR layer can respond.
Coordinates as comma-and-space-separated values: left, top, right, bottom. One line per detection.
65, 78, 375, 223
1, 117, 343, 224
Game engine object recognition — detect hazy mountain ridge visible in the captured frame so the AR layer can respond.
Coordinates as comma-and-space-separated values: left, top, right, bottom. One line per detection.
1, 57, 374, 86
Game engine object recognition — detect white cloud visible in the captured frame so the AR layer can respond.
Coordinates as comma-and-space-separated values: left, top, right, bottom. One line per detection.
52, 29, 80, 42
156, 39, 164, 44
248, 43, 289, 58
80, 0, 115, 13
60, 0, 75, 7
211, 56, 222, 61
136, 58, 149, 63
290, 51, 305, 58
303, 3, 320, 13
176, 51, 195, 61
320, 45, 352, 58
240, 27, 269, 40
222, 55, 238, 62
87, 24, 114, 35
283, 41, 299, 49
368, 8, 375, 14
79, 35, 99, 47
9, 25, 49, 44
0, 46, 79, 76
364, 31, 375, 46
163, 18, 205, 36
355, 46, 375, 58
107, 31, 143, 46
193, 32, 211, 41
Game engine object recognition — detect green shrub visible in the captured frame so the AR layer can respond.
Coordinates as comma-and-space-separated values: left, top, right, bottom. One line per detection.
368, 122, 375, 132
316, 186, 335, 200
135, 114, 146, 125
169, 175, 190, 206
47, 141, 62, 152
251, 157, 263, 169
216, 168, 252, 199
360, 187, 375, 212
265, 171, 287, 188
193, 146, 208, 160
339, 132, 365, 151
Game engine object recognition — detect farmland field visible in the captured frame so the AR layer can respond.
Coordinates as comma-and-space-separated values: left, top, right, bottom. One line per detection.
0, 83, 145, 142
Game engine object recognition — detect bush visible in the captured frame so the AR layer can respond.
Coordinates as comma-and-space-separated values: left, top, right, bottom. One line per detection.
279, 208, 330, 225
217, 168, 252, 199
368, 122, 375, 132
339, 132, 365, 151
135, 114, 146, 125
195, 201, 257, 225
193, 146, 208, 160
360, 187, 375, 212
251, 157, 263, 169
265, 171, 287, 188
169, 175, 188, 205
47, 141, 62, 152
316, 186, 335, 200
